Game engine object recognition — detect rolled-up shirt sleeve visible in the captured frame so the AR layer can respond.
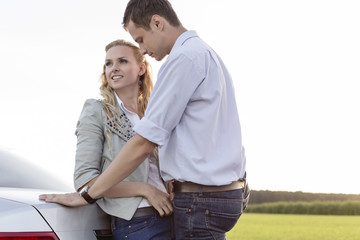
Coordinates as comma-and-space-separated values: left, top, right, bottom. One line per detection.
132, 117, 169, 146
134, 52, 204, 146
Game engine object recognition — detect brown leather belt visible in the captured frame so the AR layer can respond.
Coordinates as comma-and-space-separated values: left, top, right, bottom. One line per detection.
173, 180, 245, 193
133, 207, 156, 218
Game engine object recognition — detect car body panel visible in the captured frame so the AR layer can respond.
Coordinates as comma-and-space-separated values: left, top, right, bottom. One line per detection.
0, 188, 111, 239
0, 198, 51, 232
36, 203, 111, 240
0, 150, 112, 240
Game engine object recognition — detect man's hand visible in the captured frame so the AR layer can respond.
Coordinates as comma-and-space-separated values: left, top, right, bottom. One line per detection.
39, 192, 88, 207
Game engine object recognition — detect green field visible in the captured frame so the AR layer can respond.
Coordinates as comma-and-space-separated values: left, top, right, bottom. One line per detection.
227, 213, 360, 240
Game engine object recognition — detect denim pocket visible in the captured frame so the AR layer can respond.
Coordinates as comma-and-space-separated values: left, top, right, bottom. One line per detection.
112, 215, 155, 238
173, 197, 193, 227
202, 192, 243, 233
205, 207, 242, 233
173, 198, 191, 211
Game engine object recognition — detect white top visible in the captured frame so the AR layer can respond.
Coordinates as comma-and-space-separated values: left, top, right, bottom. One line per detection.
134, 30, 246, 186
115, 94, 166, 208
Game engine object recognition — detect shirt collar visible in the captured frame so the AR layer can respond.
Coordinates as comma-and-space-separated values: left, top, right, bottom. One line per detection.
114, 92, 136, 116
170, 30, 198, 54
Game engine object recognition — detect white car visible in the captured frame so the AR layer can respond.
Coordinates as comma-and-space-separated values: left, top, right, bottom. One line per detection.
0, 149, 112, 240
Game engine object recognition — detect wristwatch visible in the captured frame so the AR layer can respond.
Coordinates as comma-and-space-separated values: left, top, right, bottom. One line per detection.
79, 185, 97, 204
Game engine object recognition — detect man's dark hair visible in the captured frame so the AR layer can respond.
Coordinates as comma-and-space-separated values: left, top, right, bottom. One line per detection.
123, 0, 181, 30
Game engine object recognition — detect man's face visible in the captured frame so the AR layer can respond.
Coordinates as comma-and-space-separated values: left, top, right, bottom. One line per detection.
127, 20, 168, 61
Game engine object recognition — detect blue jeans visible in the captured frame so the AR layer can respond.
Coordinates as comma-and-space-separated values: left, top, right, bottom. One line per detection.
173, 184, 250, 240
111, 211, 172, 240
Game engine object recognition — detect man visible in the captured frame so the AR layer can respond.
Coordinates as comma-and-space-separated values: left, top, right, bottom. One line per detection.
41, 0, 249, 239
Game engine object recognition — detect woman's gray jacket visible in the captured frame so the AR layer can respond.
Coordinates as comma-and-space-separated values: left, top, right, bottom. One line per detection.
73, 99, 150, 220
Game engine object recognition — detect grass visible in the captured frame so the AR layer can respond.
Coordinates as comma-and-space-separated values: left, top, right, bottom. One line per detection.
226, 213, 360, 240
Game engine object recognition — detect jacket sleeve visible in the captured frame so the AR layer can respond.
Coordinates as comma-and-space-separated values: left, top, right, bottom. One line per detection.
73, 99, 104, 191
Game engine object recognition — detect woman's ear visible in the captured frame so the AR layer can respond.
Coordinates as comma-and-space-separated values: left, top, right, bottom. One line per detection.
139, 63, 146, 77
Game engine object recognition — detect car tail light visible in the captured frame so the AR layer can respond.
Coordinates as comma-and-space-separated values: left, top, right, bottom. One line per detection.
0, 232, 59, 240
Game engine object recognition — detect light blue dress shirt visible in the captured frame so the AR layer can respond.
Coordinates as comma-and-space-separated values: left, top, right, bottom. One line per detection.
134, 30, 246, 186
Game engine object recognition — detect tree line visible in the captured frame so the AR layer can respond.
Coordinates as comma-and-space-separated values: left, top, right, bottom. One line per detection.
248, 190, 360, 204
246, 190, 360, 215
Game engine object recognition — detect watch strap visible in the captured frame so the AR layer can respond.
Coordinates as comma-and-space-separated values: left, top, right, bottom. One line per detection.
80, 186, 97, 204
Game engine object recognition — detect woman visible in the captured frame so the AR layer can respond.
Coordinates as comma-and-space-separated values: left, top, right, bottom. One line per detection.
40, 40, 172, 240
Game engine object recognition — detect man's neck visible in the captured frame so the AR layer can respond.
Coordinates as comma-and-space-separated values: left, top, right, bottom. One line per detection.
167, 25, 187, 52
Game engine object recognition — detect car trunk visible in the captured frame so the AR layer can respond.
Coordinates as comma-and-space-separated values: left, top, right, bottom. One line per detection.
0, 188, 112, 240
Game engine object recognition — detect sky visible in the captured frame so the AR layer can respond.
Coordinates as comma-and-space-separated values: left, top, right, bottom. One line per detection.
1, 0, 359, 194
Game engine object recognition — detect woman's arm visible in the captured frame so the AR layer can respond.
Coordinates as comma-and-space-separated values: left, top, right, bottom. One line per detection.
104, 181, 173, 216
73, 99, 104, 191
82, 176, 168, 203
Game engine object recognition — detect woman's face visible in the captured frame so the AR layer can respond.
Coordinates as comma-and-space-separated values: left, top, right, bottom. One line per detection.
105, 45, 144, 94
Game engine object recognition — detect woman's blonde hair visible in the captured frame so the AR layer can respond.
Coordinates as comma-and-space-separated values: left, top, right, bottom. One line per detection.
99, 40, 154, 142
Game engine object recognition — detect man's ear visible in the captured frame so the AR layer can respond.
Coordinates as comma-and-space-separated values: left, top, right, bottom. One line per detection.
151, 14, 164, 31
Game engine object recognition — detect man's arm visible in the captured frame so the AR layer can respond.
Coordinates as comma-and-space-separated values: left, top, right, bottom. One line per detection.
39, 134, 156, 207
88, 134, 156, 199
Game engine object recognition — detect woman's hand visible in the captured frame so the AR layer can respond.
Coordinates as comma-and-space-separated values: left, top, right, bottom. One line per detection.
142, 183, 173, 217
39, 192, 88, 207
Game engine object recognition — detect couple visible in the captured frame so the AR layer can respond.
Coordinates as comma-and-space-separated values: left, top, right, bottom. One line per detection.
40, 0, 249, 239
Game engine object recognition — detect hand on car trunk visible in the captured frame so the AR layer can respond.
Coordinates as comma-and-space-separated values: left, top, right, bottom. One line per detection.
39, 192, 88, 207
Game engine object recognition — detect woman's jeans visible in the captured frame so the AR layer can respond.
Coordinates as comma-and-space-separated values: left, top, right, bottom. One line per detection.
173, 184, 250, 240
112, 210, 172, 240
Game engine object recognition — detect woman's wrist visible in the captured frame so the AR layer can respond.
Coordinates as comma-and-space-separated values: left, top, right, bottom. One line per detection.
140, 182, 154, 198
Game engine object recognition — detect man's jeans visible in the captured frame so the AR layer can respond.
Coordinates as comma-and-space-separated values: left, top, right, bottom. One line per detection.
173, 184, 250, 240
111, 211, 172, 240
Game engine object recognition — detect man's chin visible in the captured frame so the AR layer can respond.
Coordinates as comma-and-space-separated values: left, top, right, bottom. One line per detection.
155, 54, 168, 61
